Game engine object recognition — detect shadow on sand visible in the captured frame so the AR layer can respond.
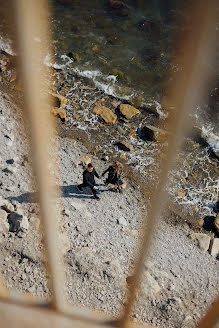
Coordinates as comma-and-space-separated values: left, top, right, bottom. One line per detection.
9, 184, 109, 203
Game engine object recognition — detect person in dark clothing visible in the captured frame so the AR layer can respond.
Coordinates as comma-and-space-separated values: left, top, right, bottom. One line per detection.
78, 163, 100, 200
102, 161, 123, 192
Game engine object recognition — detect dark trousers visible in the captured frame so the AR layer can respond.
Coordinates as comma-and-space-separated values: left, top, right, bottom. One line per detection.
78, 183, 97, 196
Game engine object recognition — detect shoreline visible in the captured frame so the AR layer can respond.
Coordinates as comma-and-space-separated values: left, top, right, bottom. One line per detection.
0, 54, 219, 328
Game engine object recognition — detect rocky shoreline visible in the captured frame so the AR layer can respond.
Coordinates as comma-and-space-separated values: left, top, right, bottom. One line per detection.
0, 49, 219, 328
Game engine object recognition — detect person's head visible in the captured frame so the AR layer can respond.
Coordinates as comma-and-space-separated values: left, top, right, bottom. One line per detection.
87, 163, 94, 172
113, 161, 123, 173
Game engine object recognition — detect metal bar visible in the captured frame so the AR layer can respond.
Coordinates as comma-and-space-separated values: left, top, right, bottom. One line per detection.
119, 1, 217, 327
14, 0, 66, 311
196, 296, 219, 328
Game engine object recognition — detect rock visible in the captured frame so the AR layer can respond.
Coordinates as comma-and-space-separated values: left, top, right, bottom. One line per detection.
20, 216, 29, 231
112, 69, 124, 80
116, 141, 133, 151
0, 52, 9, 71
51, 107, 67, 121
128, 128, 137, 139
210, 238, 219, 256
8, 212, 29, 232
117, 217, 128, 226
142, 271, 161, 296
130, 94, 144, 108
75, 155, 91, 167
119, 104, 140, 120
51, 93, 67, 108
109, 0, 132, 16
214, 214, 219, 233
0, 210, 9, 233
92, 45, 99, 51
1, 200, 14, 213
67, 52, 80, 61
137, 126, 156, 142
93, 106, 117, 124
6, 159, 14, 165
190, 233, 211, 252
0, 209, 8, 221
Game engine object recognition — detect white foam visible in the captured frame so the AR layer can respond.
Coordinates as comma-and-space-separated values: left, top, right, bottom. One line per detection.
44, 53, 74, 70
201, 126, 219, 153
0, 36, 16, 56
143, 100, 168, 119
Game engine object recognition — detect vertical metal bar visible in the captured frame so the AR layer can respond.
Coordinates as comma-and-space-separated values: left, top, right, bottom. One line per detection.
119, 1, 216, 327
14, 0, 66, 311
196, 296, 219, 328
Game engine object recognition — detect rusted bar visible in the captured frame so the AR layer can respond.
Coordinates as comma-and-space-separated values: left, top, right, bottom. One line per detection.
14, 0, 65, 311
119, 1, 216, 327
196, 296, 219, 328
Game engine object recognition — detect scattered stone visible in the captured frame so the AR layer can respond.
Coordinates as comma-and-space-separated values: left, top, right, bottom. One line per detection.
210, 238, 219, 256
75, 155, 91, 167
116, 141, 133, 151
190, 233, 211, 252
92, 45, 99, 51
119, 104, 140, 120
60, 232, 71, 254
117, 217, 128, 226
142, 271, 161, 296
1, 200, 14, 213
137, 126, 156, 142
28, 285, 36, 293
8, 212, 29, 233
128, 128, 137, 139
93, 106, 117, 124
214, 214, 219, 233
6, 159, 14, 165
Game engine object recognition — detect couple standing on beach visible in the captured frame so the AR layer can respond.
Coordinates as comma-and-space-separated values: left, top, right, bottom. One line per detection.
78, 161, 123, 200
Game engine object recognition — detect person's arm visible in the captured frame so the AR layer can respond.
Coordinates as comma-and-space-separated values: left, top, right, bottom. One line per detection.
102, 167, 110, 177
94, 169, 100, 179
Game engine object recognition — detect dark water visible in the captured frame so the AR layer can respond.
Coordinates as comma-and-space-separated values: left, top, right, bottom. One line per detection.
50, 0, 187, 101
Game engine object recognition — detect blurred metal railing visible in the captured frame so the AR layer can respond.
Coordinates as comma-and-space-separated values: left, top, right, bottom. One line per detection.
0, 0, 218, 327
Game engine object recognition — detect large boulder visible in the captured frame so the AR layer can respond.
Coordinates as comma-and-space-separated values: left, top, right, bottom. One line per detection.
116, 141, 133, 151
51, 93, 67, 108
93, 106, 117, 124
119, 104, 140, 119
210, 238, 219, 257
190, 233, 211, 252
7, 212, 29, 233
137, 126, 156, 142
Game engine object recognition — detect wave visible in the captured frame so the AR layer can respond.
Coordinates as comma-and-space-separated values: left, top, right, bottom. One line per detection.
201, 126, 219, 153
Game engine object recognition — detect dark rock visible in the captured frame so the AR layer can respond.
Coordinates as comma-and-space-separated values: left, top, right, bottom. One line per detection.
115, 141, 133, 151
6, 159, 14, 165
137, 126, 156, 142
109, 0, 133, 16
8, 212, 23, 232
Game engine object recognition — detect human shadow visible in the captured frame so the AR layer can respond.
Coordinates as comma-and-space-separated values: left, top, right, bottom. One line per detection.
9, 184, 109, 204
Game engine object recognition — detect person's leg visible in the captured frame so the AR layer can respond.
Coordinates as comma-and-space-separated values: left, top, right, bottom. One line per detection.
90, 186, 100, 200
78, 183, 85, 192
